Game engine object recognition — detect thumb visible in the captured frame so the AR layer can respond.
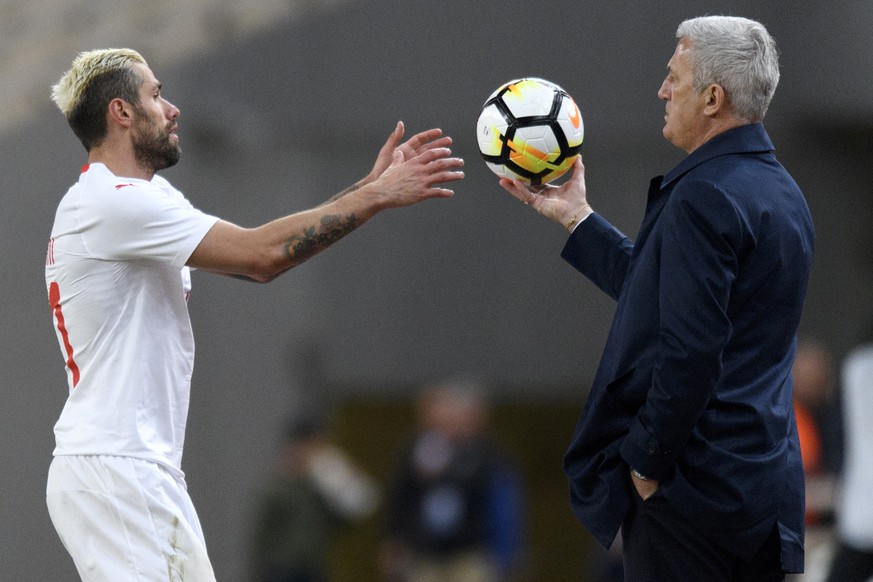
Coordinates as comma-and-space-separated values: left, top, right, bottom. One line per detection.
390, 148, 404, 167
386, 121, 404, 149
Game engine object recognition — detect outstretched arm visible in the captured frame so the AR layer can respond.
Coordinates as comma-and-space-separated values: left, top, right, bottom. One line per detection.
188, 124, 464, 282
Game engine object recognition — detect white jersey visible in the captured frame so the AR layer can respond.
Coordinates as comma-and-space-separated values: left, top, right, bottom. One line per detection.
45, 163, 219, 477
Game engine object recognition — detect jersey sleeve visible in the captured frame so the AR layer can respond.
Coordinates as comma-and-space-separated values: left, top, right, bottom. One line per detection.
86, 178, 219, 269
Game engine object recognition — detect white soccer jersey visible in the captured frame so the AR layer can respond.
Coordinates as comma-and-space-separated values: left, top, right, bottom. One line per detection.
45, 163, 219, 477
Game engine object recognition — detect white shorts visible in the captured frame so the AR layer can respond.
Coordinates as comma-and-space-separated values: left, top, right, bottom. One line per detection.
46, 455, 216, 582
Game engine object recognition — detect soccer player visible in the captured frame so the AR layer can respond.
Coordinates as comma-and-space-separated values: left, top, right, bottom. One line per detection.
502, 16, 813, 581
44, 48, 463, 580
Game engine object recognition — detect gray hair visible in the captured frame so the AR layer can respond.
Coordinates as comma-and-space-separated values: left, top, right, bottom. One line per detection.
676, 16, 780, 122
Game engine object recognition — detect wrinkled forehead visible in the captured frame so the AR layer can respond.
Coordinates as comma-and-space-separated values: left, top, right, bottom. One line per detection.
667, 38, 694, 72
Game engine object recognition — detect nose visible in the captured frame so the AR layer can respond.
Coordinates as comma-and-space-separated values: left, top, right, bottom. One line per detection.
163, 98, 180, 120
657, 79, 670, 102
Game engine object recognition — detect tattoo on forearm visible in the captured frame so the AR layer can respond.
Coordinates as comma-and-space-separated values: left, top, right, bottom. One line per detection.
285, 214, 359, 262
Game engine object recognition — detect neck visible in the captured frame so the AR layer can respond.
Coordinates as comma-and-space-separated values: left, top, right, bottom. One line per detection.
685, 117, 749, 154
88, 143, 155, 181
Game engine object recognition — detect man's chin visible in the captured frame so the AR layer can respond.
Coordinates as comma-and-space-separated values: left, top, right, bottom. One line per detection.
158, 147, 182, 170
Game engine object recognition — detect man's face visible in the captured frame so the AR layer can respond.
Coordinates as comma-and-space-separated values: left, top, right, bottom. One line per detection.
657, 39, 709, 153
131, 63, 181, 171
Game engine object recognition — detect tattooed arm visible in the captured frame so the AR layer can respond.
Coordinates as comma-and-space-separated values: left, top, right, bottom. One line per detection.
186, 124, 463, 282
188, 206, 363, 283
215, 213, 361, 283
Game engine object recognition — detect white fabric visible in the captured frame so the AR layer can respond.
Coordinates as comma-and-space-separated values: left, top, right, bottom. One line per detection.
835, 344, 873, 549
308, 445, 380, 518
46, 455, 216, 582
45, 163, 218, 476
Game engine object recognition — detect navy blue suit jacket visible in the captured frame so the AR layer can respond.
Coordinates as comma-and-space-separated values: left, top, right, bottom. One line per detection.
561, 123, 814, 572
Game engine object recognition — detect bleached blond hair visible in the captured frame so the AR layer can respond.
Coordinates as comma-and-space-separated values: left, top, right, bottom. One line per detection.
51, 48, 148, 150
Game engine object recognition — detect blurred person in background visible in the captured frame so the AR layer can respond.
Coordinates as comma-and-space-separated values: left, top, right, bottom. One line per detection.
250, 415, 379, 582
790, 339, 839, 581
379, 377, 526, 582
825, 331, 873, 582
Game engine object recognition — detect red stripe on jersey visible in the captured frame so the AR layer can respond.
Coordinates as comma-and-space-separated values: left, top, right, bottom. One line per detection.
49, 282, 80, 388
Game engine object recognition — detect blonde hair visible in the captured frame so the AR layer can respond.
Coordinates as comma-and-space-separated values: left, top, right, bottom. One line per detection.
51, 48, 148, 150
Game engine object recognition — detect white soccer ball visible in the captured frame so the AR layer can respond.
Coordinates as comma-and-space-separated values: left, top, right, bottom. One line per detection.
476, 78, 584, 185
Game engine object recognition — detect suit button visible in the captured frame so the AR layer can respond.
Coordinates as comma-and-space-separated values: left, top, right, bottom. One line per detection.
647, 441, 659, 455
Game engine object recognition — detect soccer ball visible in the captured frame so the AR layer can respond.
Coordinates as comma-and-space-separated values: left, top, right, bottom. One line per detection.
476, 78, 584, 186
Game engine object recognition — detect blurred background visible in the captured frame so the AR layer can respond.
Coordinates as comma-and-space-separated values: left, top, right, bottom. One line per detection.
2, 0, 871, 580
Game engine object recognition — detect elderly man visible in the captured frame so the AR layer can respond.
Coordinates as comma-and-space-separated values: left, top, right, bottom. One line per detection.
502, 16, 813, 581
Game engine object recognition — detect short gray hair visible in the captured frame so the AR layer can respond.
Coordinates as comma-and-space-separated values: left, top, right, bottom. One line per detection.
676, 16, 780, 122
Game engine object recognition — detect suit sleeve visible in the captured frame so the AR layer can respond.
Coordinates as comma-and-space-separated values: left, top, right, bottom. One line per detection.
561, 213, 633, 301
620, 179, 741, 480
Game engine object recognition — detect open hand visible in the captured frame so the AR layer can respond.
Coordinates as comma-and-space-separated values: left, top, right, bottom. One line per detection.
373, 141, 464, 208
499, 157, 593, 231
367, 122, 455, 183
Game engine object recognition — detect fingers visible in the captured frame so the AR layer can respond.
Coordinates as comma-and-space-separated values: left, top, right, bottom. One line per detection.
389, 152, 464, 200
426, 188, 457, 199
498, 177, 533, 204
401, 127, 443, 151
399, 128, 453, 160
371, 122, 406, 173
413, 146, 454, 164
428, 158, 465, 174
406, 137, 453, 160
383, 131, 464, 193
421, 155, 465, 188
429, 168, 465, 187
392, 145, 460, 168
569, 156, 586, 183
404, 147, 464, 180
378, 122, 404, 154
388, 121, 405, 146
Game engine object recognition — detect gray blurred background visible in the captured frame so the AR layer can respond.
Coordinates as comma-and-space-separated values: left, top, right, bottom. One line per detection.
2, 0, 871, 580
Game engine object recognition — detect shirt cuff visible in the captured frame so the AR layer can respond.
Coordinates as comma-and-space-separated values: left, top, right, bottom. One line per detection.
619, 416, 676, 482
569, 212, 590, 233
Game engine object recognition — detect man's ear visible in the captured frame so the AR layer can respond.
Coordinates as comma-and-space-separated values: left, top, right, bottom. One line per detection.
107, 98, 134, 128
703, 84, 725, 117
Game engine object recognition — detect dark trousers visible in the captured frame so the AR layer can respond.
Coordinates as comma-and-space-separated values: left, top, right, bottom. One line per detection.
621, 489, 784, 582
